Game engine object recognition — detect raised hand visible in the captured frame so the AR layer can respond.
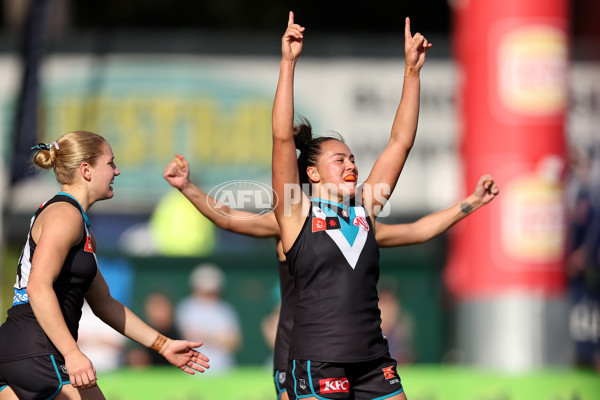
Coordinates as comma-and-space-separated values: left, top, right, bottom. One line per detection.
282, 11, 305, 62
473, 174, 500, 205
163, 154, 190, 190
160, 339, 210, 375
404, 17, 432, 70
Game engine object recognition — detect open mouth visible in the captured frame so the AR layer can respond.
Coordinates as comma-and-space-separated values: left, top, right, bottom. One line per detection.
343, 175, 356, 182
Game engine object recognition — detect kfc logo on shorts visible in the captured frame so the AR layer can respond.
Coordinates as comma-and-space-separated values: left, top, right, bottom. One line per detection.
382, 366, 396, 380
353, 216, 370, 231
312, 218, 327, 232
320, 377, 350, 393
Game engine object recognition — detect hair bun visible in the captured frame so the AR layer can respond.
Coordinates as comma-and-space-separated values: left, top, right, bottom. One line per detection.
31, 142, 57, 169
293, 116, 312, 151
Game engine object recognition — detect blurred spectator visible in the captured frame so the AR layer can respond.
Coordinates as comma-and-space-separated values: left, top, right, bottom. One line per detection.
261, 304, 280, 353
126, 291, 182, 368
76, 257, 133, 372
118, 190, 216, 256
77, 301, 126, 372
378, 283, 415, 365
566, 144, 600, 373
261, 283, 282, 365
175, 263, 242, 374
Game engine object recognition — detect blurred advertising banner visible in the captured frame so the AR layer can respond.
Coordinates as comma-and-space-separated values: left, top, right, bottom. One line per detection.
0, 42, 596, 223
0, 56, 460, 216
445, 0, 569, 299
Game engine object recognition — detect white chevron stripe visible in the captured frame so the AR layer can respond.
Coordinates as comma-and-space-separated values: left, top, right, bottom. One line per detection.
313, 206, 368, 269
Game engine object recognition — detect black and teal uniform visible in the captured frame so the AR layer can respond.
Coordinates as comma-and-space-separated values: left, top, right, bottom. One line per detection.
284, 198, 403, 399
0, 194, 98, 400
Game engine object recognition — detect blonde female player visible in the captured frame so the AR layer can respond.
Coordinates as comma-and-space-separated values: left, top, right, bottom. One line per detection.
0, 131, 209, 400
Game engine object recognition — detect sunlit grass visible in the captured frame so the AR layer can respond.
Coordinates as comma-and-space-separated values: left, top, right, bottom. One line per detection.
1, 244, 20, 322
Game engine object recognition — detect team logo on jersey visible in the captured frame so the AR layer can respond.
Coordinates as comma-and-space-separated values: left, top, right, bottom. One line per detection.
382, 366, 397, 380
339, 209, 350, 224
312, 218, 327, 232
353, 216, 370, 231
278, 371, 286, 385
312, 214, 341, 232
84, 235, 94, 253
326, 216, 341, 229
320, 377, 350, 393
299, 379, 307, 390
312, 205, 369, 269
60, 365, 68, 374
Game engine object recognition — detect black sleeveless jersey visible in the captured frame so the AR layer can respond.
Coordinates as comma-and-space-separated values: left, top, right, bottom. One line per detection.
285, 198, 388, 363
0, 194, 98, 362
273, 258, 295, 370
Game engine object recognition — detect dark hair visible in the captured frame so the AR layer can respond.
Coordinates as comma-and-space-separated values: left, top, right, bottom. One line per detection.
32, 131, 108, 185
293, 116, 345, 186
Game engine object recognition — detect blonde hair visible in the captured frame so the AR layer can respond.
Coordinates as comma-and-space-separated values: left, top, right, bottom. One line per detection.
32, 131, 108, 185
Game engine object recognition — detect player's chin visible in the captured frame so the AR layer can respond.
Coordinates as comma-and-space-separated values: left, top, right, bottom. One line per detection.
104, 186, 115, 199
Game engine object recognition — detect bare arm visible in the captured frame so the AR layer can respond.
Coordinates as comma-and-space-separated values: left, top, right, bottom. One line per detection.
86, 271, 209, 375
376, 175, 499, 247
363, 17, 432, 219
164, 154, 280, 238
27, 203, 98, 389
272, 11, 310, 251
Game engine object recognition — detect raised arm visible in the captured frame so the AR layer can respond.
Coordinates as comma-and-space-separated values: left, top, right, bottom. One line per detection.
164, 154, 279, 238
272, 11, 309, 250
363, 17, 432, 218
85, 270, 209, 375
376, 175, 499, 247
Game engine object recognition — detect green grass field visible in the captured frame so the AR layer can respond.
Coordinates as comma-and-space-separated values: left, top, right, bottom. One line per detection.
3, 249, 598, 400
96, 365, 600, 400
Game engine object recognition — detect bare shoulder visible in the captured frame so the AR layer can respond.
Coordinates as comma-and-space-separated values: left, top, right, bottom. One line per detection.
42, 201, 83, 223
34, 202, 84, 245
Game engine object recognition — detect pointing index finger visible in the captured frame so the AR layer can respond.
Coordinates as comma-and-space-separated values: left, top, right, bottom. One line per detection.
288, 11, 294, 26
405, 17, 411, 39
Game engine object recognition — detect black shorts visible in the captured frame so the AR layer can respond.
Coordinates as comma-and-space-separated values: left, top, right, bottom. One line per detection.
273, 368, 288, 399
287, 353, 403, 400
0, 354, 70, 400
